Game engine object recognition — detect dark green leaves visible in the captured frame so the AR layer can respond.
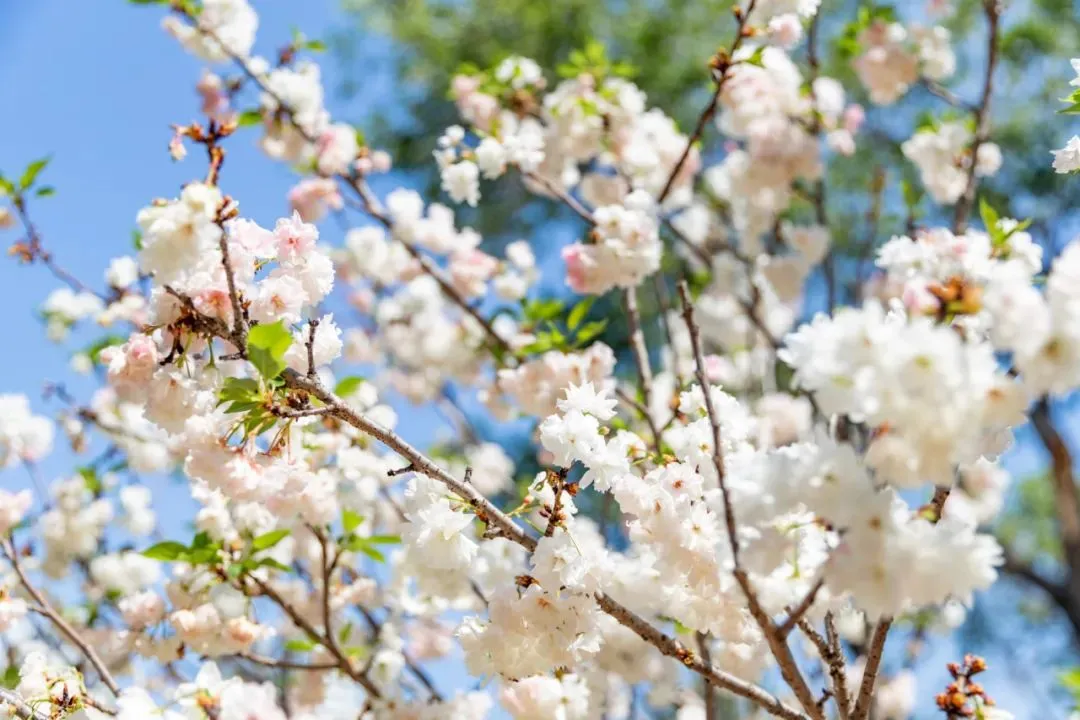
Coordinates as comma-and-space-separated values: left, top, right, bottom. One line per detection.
247, 321, 292, 380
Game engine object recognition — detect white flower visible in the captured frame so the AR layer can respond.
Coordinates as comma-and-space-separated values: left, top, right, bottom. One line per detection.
1053, 136, 1080, 173
441, 160, 481, 206
475, 137, 508, 179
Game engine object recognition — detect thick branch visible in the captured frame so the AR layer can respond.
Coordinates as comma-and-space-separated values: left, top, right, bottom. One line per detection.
850, 619, 891, 720
1030, 397, 1080, 624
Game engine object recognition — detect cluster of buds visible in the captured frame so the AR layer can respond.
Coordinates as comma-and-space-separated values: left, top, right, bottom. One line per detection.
936, 654, 995, 717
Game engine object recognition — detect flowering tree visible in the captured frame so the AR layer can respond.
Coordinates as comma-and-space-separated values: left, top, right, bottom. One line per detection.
1, 0, 1078, 718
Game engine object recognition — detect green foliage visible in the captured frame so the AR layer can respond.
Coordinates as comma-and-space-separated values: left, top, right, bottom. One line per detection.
517, 295, 608, 356
247, 321, 293, 380
833, 4, 897, 61
556, 38, 636, 80
1061, 668, 1080, 709
251, 529, 291, 552
236, 109, 265, 127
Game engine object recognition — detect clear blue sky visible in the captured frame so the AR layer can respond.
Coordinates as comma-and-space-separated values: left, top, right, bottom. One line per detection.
1, 1, 1078, 717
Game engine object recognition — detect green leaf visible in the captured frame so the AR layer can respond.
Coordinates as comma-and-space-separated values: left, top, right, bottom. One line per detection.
19, 157, 50, 191
342, 509, 364, 534
573, 319, 608, 346
365, 535, 401, 545
745, 46, 767, 68
35, 186, 55, 198
219, 376, 262, 408
132, 229, 144, 250
247, 321, 293, 380
1, 665, 18, 689
142, 541, 188, 561
254, 557, 292, 572
979, 197, 1000, 233
357, 545, 386, 562
305, 39, 327, 52
566, 297, 594, 331
78, 467, 101, 494
335, 376, 366, 397
236, 109, 264, 127
522, 298, 564, 323
0, 176, 14, 197
285, 639, 318, 652
251, 529, 290, 552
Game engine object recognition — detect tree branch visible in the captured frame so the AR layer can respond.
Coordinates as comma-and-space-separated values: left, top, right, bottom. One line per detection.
3, 538, 120, 698
952, 0, 1002, 233
678, 282, 823, 720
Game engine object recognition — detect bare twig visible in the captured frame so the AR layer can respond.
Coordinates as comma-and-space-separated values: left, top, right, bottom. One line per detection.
777, 578, 825, 637
305, 317, 320, 378
697, 632, 717, 720
236, 652, 338, 671
952, 0, 1002, 233
623, 287, 661, 453
3, 538, 120, 697
249, 574, 381, 699
850, 619, 891, 720
678, 282, 823, 720
0, 688, 49, 720
656, 0, 757, 204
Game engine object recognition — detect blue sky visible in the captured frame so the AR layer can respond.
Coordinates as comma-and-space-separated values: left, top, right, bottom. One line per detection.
1, 1, 1078, 717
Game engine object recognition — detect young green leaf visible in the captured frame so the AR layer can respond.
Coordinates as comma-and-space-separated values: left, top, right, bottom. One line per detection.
251, 529, 291, 552
236, 109, 265, 127
247, 321, 293, 379
342, 509, 364, 534
566, 297, 595, 331
142, 541, 188, 561
19, 157, 50, 191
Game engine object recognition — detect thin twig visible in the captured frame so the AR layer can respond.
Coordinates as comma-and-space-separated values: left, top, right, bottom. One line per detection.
678, 283, 823, 720
623, 287, 661, 453
249, 574, 381, 699
697, 632, 717, 720
952, 0, 1002, 233
777, 578, 825, 637
3, 538, 120, 697
656, 0, 757, 204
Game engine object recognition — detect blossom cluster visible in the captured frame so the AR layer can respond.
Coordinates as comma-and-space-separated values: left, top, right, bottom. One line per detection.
1, 1, 1073, 720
